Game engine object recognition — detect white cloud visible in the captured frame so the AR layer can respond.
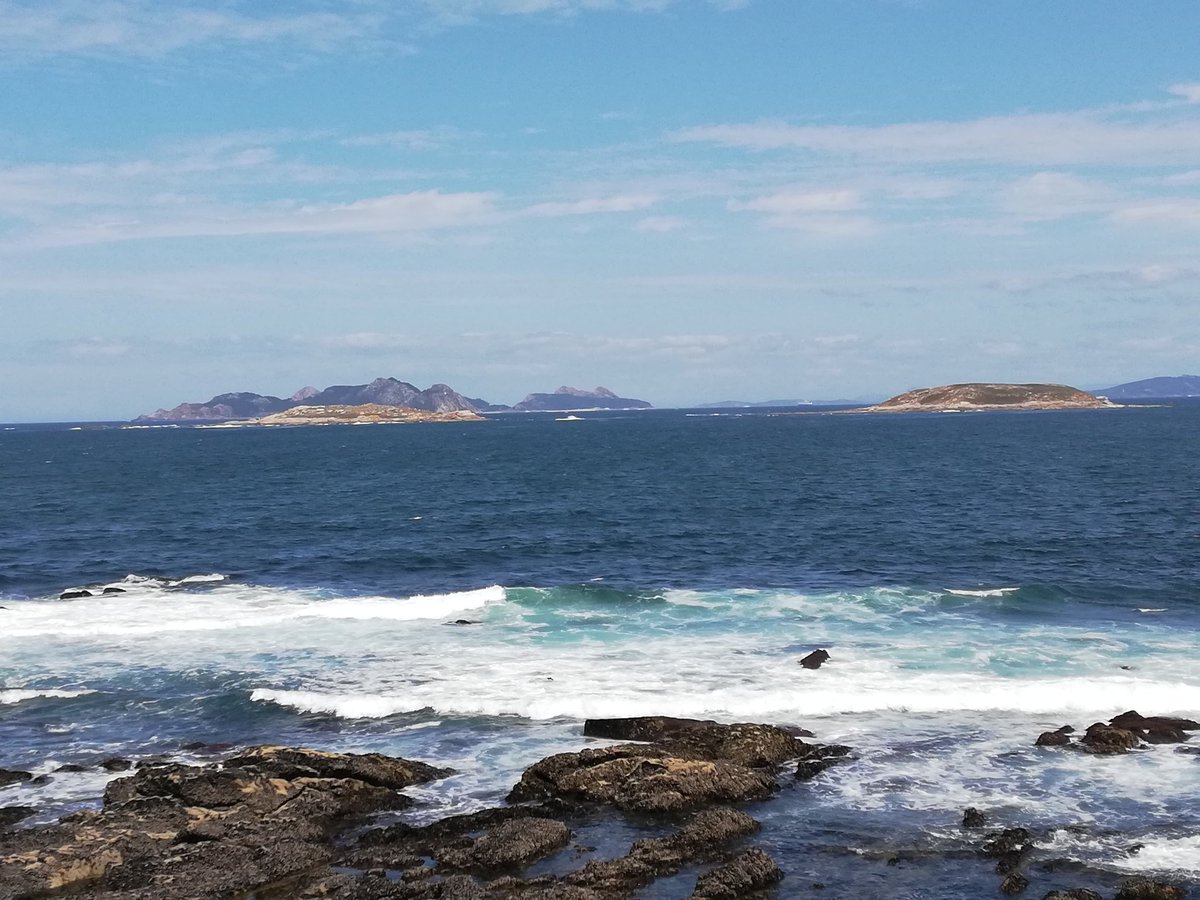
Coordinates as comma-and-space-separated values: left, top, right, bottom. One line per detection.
673, 110, 1200, 166
0, 1, 380, 60
523, 194, 658, 217
1000, 172, 1120, 220
730, 188, 862, 214
1168, 83, 1200, 104
1110, 199, 1200, 227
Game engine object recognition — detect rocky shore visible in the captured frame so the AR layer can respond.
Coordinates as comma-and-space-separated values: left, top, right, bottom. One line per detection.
853, 382, 1119, 414
201, 404, 486, 428
0, 715, 1193, 899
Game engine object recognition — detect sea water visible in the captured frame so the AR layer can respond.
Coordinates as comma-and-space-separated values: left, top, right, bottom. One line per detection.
1, 405, 1198, 897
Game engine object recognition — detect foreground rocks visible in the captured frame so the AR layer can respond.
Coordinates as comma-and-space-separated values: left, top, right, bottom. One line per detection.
0, 718, 848, 899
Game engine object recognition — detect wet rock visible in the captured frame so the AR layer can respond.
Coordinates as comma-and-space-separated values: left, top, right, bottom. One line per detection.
441, 817, 571, 871
1079, 723, 1141, 754
0, 768, 33, 788
54, 763, 88, 773
101, 587, 126, 595
509, 744, 779, 813
795, 744, 852, 780
1036, 725, 1075, 747
982, 827, 1034, 874
1109, 711, 1199, 744
583, 717, 810, 768
99, 757, 132, 772
59, 590, 92, 599
1114, 880, 1186, 900
1043, 890, 1103, 900
799, 649, 830, 670
962, 807, 987, 828
0, 806, 34, 830
1001, 872, 1029, 895
564, 807, 761, 894
447, 619, 480, 626
690, 848, 784, 898
0, 747, 446, 899
224, 745, 453, 789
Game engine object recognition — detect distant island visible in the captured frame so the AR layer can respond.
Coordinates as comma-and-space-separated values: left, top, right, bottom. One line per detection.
204, 404, 485, 428
135, 379, 651, 423
856, 383, 1117, 413
1098, 374, 1200, 399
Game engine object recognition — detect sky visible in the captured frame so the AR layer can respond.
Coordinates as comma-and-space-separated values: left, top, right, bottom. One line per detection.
2, 0, 1199, 420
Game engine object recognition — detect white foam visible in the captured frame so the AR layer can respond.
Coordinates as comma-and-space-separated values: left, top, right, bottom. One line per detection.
946, 587, 1019, 597
1138, 608, 1168, 613
1109, 834, 1200, 875
0, 584, 506, 639
0, 689, 94, 705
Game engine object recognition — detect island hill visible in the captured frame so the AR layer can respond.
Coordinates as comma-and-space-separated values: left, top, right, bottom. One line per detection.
855, 382, 1118, 414
135, 378, 651, 424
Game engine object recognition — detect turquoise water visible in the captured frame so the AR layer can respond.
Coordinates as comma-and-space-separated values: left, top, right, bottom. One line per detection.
1, 405, 1198, 896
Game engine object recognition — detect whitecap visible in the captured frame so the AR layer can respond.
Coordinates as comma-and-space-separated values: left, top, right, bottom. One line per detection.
0, 689, 94, 705
946, 587, 1019, 598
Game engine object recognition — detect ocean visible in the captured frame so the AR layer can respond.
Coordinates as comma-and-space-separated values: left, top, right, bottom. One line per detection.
2, 404, 1198, 898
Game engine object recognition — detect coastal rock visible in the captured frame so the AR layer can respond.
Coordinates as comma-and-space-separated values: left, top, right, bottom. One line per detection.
0, 807, 34, 830
962, 807, 987, 828
1114, 880, 1186, 900
223, 745, 453, 789
799, 649, 830, 669
0, 747, 447, 899
508, 743, 779, 813
981, 828, 1034, 875
583, 717, 809, 767
794, 744, 852, 781
689, 848, 784, 898
0, 769, 33, 788
58, 590, 92, 599
1108, 711, 1198, 744
441, 817, 572, 871
1036, 729, 1072, 747
1079, 723, 1141, 754
99, 757, 132, 772
1042, 891, 1103, 900
1000, 872, 1030, 895
101, 587, 126, 595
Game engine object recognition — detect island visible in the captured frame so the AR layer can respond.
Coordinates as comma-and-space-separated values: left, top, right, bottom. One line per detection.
203, 404, 485, 428
855, 383, 1118, 413
1099, 374, 1200, 399
512, 386, 651, 412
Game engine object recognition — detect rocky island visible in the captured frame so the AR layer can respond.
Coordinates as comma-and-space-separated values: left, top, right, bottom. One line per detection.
857, 382, 1118, 414
207, 404, 485, 428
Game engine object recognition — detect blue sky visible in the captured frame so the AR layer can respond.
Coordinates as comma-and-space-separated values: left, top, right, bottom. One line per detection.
2, 0, 1199, 419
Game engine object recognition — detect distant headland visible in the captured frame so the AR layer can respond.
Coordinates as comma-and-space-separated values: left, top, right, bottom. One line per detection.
1098, 374, 1200, 399
854, 383, 1118, 414
135, 379, 651, 423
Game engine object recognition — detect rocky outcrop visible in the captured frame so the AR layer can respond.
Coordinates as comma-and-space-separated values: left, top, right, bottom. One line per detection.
860, 383, 1115, 413
1114, 880, 1187, 900
799, 649, 830, 669
513, 387, 651, 412
0, 747, 448, 900
1035, 712, 1197, 753
0, 769, 32, 788
689, 847, 784, 898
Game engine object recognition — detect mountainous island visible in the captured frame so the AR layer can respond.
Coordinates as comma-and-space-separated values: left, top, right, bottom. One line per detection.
857, 383, 1117, 413
135, 379, 651, 423
1098, 374, 1200, 399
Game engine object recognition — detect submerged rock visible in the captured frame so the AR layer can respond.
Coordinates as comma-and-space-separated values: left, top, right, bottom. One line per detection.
0, 769, 33, 788
1043, 891, 1103, 900
1000, 872, 1029, 895
0, 807, 34, 830
690, 847, 784, 898
58, 590, 92, 599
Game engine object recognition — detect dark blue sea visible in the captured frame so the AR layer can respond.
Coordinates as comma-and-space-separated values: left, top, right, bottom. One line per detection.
2, 404, 1198, 898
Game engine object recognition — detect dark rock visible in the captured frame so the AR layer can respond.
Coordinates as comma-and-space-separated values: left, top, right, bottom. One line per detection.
0, 806, 35, 829
799, 649, 831, 669
1079, 723, 1141, 754
1037, 730, 1072, 747
1042, 891, 1103, 900
447, 619, 480, 626
690, 848, 784, 898
1174, 746, 1200, 755
982, 828, 1034, 873
99, 757, 133, 772
0, 768, 33, 788
963, 807, 987, 828
59, 589, 92, 599
795, 744, 852, 780
583, 717, 809, 767
101, 587, 126, 595
0, 747, 439, 899
444, 817, 571, 871
54, 764, 88, 773
1114, 880, 1186, 900
223, 745, 453, 789
509, 744, 779, 813
1109, 711, 1198, 744
30, 774, 52, 786
1001, 872, 1030, 895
